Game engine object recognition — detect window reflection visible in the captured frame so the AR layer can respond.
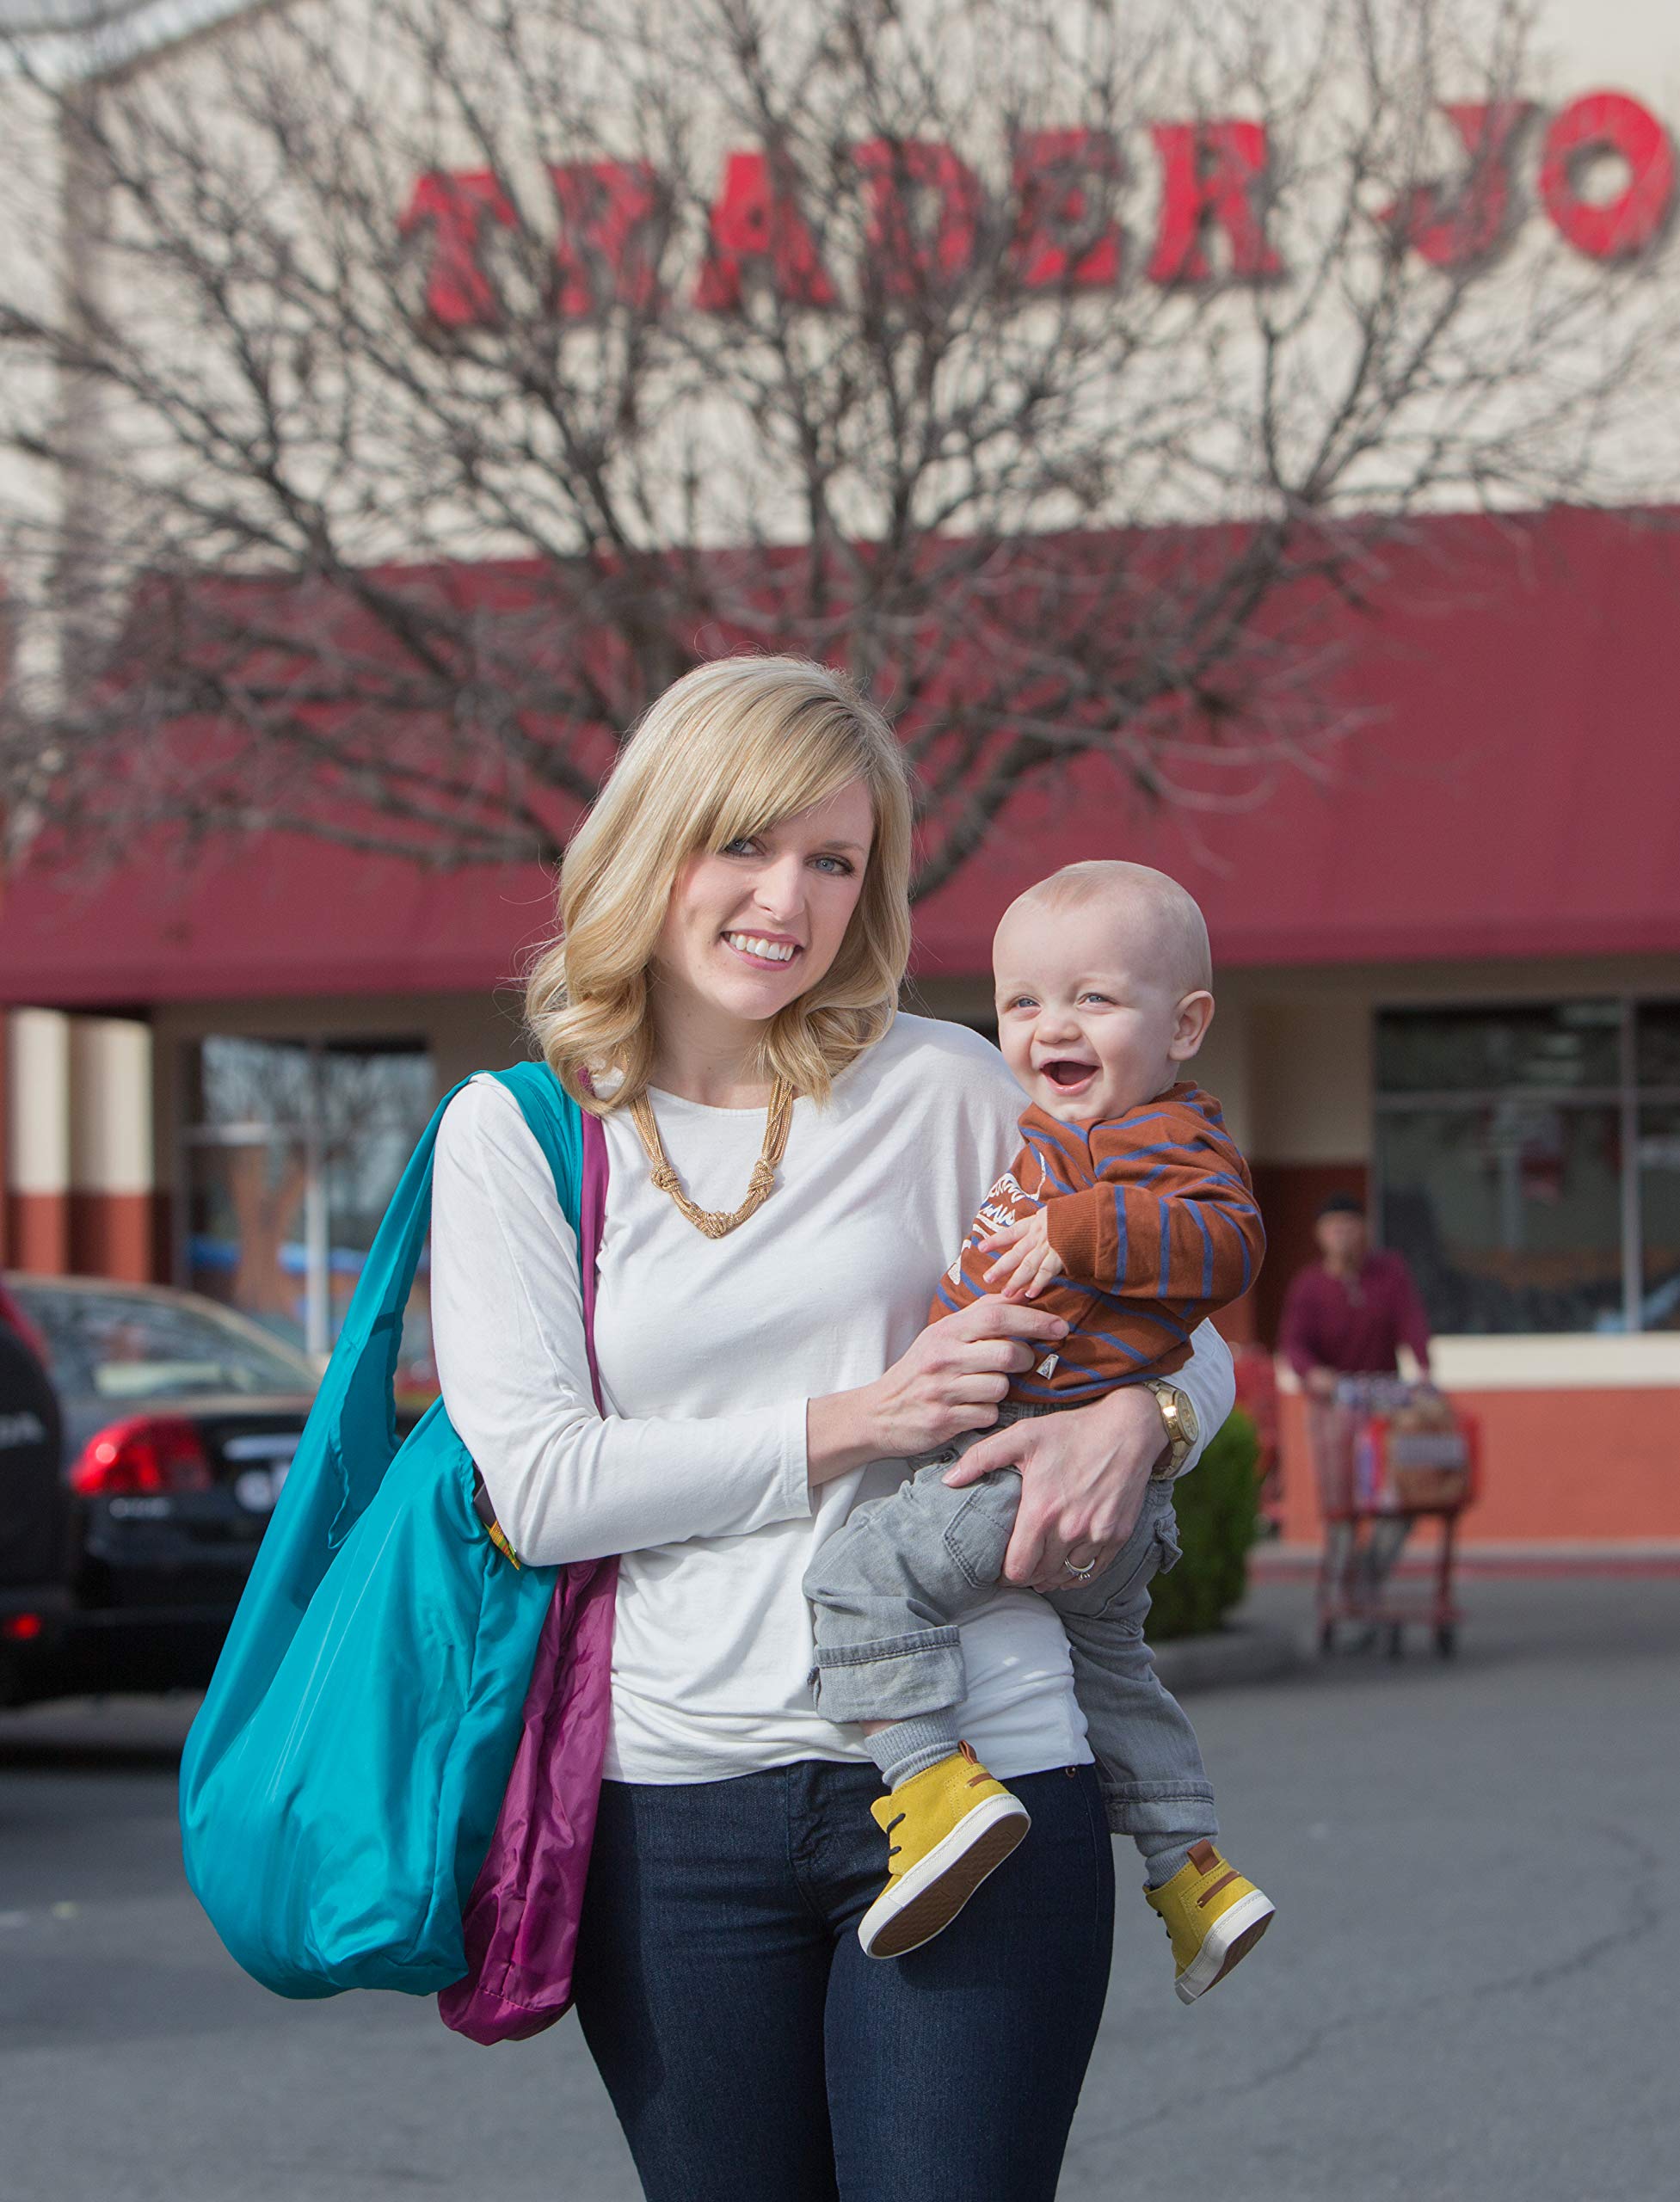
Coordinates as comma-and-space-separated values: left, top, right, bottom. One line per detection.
182, 1036, 435, 1370
1374, 1002, 1621, 1094
1377, 1104, 1623, 1334
1636, 1005, 1680, 1090
1376, 998, 1678, 1335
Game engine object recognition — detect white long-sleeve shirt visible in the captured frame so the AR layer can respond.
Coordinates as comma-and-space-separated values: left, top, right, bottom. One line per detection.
430, 1012, 1234, 1786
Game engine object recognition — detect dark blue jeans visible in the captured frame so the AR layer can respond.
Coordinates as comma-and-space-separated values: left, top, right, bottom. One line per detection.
570, 1758, 1116, 2202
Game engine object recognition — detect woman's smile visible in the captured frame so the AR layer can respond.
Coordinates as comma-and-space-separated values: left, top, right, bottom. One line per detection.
721, 930, 803, 969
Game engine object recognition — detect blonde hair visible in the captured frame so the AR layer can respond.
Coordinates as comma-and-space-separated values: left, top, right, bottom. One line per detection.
526, 655, 914, 1113
1013, 860, 1213, 997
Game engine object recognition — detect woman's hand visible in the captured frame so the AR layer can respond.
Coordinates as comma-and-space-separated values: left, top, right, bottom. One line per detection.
807, 1297, 1068, 1487
941, 1386, 1167, 1590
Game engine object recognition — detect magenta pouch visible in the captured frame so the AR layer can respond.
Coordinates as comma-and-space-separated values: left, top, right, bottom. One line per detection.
438, 1105, 617, 2045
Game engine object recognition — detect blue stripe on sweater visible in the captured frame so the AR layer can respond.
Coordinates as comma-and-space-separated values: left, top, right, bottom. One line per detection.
1188, 1200, 1214, 1301
1074, 1319, 1172, 1364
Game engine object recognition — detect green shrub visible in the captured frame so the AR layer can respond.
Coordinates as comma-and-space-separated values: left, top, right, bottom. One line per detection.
1147, 1409, 1262, 1641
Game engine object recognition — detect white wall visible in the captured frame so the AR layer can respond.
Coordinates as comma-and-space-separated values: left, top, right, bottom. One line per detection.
5, 1007, 71, 1198
68, 1015, 152, 1196
9, 0, 1680, 583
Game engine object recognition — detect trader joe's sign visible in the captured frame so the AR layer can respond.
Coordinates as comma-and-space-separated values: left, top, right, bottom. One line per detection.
398, 89, 1676, 329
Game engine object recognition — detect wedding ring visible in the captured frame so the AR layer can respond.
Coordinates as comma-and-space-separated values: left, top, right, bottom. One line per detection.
1063, 1556, 1098, 1580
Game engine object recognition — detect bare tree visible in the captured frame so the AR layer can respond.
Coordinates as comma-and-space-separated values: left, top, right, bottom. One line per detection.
1, 0, 1674, 895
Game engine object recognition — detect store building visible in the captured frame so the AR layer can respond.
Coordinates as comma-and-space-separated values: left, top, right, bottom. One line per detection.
4, 503, 1677, 1552
3, 3, 1678, 1553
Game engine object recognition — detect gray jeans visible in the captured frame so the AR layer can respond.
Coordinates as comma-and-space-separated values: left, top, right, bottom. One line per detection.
803, 1411, 1217, 1853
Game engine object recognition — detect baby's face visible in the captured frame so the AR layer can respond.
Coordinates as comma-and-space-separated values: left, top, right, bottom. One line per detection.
992, 895, 1203, 1126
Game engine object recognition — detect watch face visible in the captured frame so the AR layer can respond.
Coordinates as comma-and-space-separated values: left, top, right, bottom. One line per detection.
1174, 1389, 1200, 1447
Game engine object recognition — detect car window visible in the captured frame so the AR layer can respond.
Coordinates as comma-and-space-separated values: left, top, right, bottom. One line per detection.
10, 1288, 317, 1401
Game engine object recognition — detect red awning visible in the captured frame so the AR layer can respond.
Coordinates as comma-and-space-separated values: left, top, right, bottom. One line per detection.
5, 505, 1680, 1006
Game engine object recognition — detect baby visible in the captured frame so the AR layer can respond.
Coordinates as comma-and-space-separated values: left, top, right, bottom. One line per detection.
803, 859, 1275, 2001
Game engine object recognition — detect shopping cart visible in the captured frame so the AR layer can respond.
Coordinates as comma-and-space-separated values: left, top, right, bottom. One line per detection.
1312, 1377, 1480, 1659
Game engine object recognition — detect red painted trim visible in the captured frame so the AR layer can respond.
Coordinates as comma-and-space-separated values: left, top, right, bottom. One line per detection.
6, 1190, 71, 1274
1275, 1387, 1680, 1547
8, 506, 1680, 1006
67, 1190, 154, 1283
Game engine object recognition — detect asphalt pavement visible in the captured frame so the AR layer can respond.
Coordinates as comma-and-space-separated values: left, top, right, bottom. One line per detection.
2, 1573, 1676, 2202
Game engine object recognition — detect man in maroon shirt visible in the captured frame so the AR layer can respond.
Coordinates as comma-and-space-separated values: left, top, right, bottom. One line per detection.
1279, 1194, 1434, 1595
1280, 1194, 1432, 1394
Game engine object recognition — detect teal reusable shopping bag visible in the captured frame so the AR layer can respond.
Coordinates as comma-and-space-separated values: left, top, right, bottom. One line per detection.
179, 1062, 584, 1998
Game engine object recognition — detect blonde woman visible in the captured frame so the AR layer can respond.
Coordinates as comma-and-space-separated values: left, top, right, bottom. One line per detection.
429, 656, 1234, 2202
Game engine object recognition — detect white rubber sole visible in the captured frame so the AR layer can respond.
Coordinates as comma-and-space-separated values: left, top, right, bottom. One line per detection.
1174, 1887, 1276, 2004
859, 1793, 1032, 1959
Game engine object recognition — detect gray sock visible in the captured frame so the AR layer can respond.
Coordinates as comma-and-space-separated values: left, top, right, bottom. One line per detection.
865, 1712, 963, 1790
1144, 1843, 1194, 1888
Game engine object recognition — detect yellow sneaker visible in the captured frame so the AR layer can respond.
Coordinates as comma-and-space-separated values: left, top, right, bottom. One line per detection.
858, 1743, 1031, 1959
1145, 1839, 1275, 2004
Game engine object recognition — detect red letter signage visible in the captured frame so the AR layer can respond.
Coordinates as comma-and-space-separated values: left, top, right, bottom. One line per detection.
551, 161, 664, 317
854, 138, 982, 294
694, 151, 837, 311
398, 83, 1680, 327
1147, 121, 1282, 285
1385, 101, 1532, 267
397, 170, 514, 329
1539, 90, 1676, 260
1010, 128, 1123, 290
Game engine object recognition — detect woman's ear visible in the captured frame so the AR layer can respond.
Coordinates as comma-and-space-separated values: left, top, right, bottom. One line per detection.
1169, 991, 1215, 1061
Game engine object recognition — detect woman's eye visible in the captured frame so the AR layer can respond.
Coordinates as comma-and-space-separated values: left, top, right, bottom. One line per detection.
811, 854, 854, 876
721, 837, 759, 858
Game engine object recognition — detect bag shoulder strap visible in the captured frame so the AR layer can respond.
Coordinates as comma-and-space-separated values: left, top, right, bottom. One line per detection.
489, 1061, 585, 1236
323, 1062, 588, 1544
491, 1062, 609, 1412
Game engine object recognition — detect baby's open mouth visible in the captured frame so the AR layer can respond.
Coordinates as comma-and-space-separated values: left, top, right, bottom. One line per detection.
1040, 1060, 1096, 1089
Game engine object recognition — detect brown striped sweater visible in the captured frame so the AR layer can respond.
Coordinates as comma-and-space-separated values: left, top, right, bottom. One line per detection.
929, 1082, 1265, 1404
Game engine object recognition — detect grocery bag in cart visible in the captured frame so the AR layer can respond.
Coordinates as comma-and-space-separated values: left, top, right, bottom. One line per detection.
1350, 1383, 1479, 1514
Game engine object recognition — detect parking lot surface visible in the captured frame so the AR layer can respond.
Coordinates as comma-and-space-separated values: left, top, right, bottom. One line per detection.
2, 1573, 1676, 2201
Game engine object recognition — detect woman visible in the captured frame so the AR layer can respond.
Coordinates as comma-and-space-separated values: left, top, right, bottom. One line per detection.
430, 656, 1234, 2201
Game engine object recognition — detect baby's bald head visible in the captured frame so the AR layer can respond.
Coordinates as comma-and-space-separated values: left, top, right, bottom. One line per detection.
1002, 861, 1212, 1002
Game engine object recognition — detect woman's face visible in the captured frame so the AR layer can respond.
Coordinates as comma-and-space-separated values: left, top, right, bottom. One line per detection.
652, 778, 875, 1039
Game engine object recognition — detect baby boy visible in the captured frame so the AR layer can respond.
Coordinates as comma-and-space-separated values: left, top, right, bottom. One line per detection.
803, 859, 1275, 2001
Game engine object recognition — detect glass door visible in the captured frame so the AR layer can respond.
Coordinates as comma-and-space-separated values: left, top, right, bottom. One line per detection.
179, 1036, 435, 1365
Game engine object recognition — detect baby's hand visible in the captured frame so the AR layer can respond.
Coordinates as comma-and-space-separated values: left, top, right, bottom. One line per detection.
979, 1212, 1066, 1301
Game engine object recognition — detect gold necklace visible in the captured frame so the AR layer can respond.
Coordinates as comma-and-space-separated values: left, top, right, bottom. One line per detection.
629, 1079, 796, 1239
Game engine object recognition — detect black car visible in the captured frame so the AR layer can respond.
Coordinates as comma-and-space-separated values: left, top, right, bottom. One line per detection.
1, 1273, 320, 1706
0, 1313, 72, 1702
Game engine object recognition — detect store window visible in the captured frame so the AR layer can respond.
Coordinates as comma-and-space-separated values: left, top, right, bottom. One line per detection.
1375, 1000, 1680, 1334
179, 1036, 436, 1370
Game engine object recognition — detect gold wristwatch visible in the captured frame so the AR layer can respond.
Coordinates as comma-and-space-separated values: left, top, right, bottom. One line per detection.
1145, 1381, 1198, 1479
